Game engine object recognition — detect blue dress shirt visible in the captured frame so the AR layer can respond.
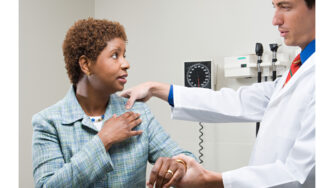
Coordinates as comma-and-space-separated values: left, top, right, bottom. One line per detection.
300, 40, 315, 65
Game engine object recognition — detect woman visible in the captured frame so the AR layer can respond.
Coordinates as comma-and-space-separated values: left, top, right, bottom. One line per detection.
32, 18, 193, 188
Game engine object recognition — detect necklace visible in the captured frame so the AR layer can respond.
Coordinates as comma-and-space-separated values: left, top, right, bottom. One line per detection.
90, 114, 105, 122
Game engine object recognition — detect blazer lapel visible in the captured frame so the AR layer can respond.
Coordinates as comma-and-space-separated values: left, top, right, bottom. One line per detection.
60, 86, 98, 133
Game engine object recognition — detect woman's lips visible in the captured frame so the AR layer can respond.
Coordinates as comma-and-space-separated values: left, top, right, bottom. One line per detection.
117, 75, 127, 84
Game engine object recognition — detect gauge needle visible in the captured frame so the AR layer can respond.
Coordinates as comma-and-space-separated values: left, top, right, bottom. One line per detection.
198, 77, 200, 87
197, 72, 200, 87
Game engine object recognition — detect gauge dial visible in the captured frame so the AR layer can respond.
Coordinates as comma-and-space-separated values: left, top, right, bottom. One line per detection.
185, 63, 211, 88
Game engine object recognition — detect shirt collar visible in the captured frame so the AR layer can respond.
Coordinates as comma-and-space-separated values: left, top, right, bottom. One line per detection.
300, 39, 315, 65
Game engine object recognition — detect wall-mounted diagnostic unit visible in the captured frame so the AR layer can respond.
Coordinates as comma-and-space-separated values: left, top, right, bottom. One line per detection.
223, 53, 289, 79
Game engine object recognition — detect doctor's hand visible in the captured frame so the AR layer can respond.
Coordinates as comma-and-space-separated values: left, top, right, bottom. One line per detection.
119, 82, 170, 109
171, 154, 224, 188
146, 157, 187, 188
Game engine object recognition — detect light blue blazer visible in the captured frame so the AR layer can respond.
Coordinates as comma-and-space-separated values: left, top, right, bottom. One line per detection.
32, 87, 194, 188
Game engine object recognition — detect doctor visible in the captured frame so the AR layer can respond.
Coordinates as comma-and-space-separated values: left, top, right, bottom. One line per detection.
121, 0, 315, 187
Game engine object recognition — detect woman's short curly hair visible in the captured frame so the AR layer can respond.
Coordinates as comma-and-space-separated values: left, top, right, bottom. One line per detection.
62, 18, 127, 85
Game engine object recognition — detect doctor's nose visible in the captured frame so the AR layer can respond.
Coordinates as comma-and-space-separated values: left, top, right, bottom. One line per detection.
272, 10, 283, 26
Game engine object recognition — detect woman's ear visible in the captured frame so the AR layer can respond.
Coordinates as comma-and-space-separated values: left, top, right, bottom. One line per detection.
78, 55, 92, 76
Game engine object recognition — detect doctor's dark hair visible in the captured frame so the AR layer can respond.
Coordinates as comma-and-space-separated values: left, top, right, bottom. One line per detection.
62, 18, 127, 85
304, 0, 315, 9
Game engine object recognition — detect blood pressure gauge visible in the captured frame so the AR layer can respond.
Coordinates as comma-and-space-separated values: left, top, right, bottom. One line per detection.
184, 61, 214, 89
184, 60, 216, 164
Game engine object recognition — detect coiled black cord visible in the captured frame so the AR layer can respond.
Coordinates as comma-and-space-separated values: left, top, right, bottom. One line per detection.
198, 122, 204, 164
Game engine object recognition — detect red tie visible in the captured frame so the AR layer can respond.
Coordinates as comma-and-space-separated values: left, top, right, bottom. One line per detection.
284, 54, 301, 87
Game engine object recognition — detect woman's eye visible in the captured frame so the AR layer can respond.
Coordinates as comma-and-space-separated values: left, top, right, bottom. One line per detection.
111, 53, 118, 59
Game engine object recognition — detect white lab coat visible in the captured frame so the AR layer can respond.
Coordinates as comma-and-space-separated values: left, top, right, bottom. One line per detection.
171, 54, 315, 188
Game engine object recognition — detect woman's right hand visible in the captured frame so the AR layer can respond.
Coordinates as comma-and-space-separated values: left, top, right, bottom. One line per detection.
97, 111, 142, 150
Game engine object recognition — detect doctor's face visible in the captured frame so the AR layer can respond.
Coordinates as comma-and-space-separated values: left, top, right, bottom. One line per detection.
272, 0, 315, 49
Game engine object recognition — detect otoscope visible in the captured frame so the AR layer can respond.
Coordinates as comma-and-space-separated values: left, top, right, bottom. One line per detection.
269, 43, 279, 81
256, 43, 263, 83
255, 43, 263, 136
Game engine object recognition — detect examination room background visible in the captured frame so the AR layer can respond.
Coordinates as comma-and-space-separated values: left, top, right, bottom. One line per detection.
20, 0, 287, 187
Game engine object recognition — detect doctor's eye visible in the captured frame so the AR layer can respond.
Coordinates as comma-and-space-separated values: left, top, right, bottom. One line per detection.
276, 3, 292, 11
281, 5, 291, 10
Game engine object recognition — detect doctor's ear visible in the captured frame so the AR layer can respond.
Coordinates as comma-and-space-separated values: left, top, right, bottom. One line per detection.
79, 55, 93, 76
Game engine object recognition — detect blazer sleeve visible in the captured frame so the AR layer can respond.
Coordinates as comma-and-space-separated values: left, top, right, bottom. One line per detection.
141, 103, 196, 163
222, 98, 315, 188
32, 113, 113, 188
171, 81, 278, 123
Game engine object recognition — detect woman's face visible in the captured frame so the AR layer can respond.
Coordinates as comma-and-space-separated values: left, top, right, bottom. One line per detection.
89, 38, 129, 93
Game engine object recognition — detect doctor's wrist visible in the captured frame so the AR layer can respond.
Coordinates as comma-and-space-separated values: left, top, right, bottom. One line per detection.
149, 82, 170, 102
204, 170, 224, 188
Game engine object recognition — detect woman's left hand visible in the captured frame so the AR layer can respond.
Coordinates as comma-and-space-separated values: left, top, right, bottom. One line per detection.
147, 157, 186, 188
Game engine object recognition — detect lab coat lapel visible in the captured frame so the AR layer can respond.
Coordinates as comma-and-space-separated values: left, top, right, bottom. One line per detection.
268, 54, 315, 104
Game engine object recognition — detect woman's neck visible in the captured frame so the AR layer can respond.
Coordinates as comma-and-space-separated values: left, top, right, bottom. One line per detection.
75, 77, 111, 116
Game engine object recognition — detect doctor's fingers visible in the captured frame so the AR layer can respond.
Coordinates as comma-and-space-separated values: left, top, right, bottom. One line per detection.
119, 89, 130, 98
121, 85, 152, 109
126, 93, 151, 110
119, 89, 139, 109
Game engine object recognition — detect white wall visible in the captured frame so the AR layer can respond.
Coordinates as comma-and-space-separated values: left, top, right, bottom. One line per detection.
20, 0, 295, 187
19, 0, 94, 187
94, 0, 288, 176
